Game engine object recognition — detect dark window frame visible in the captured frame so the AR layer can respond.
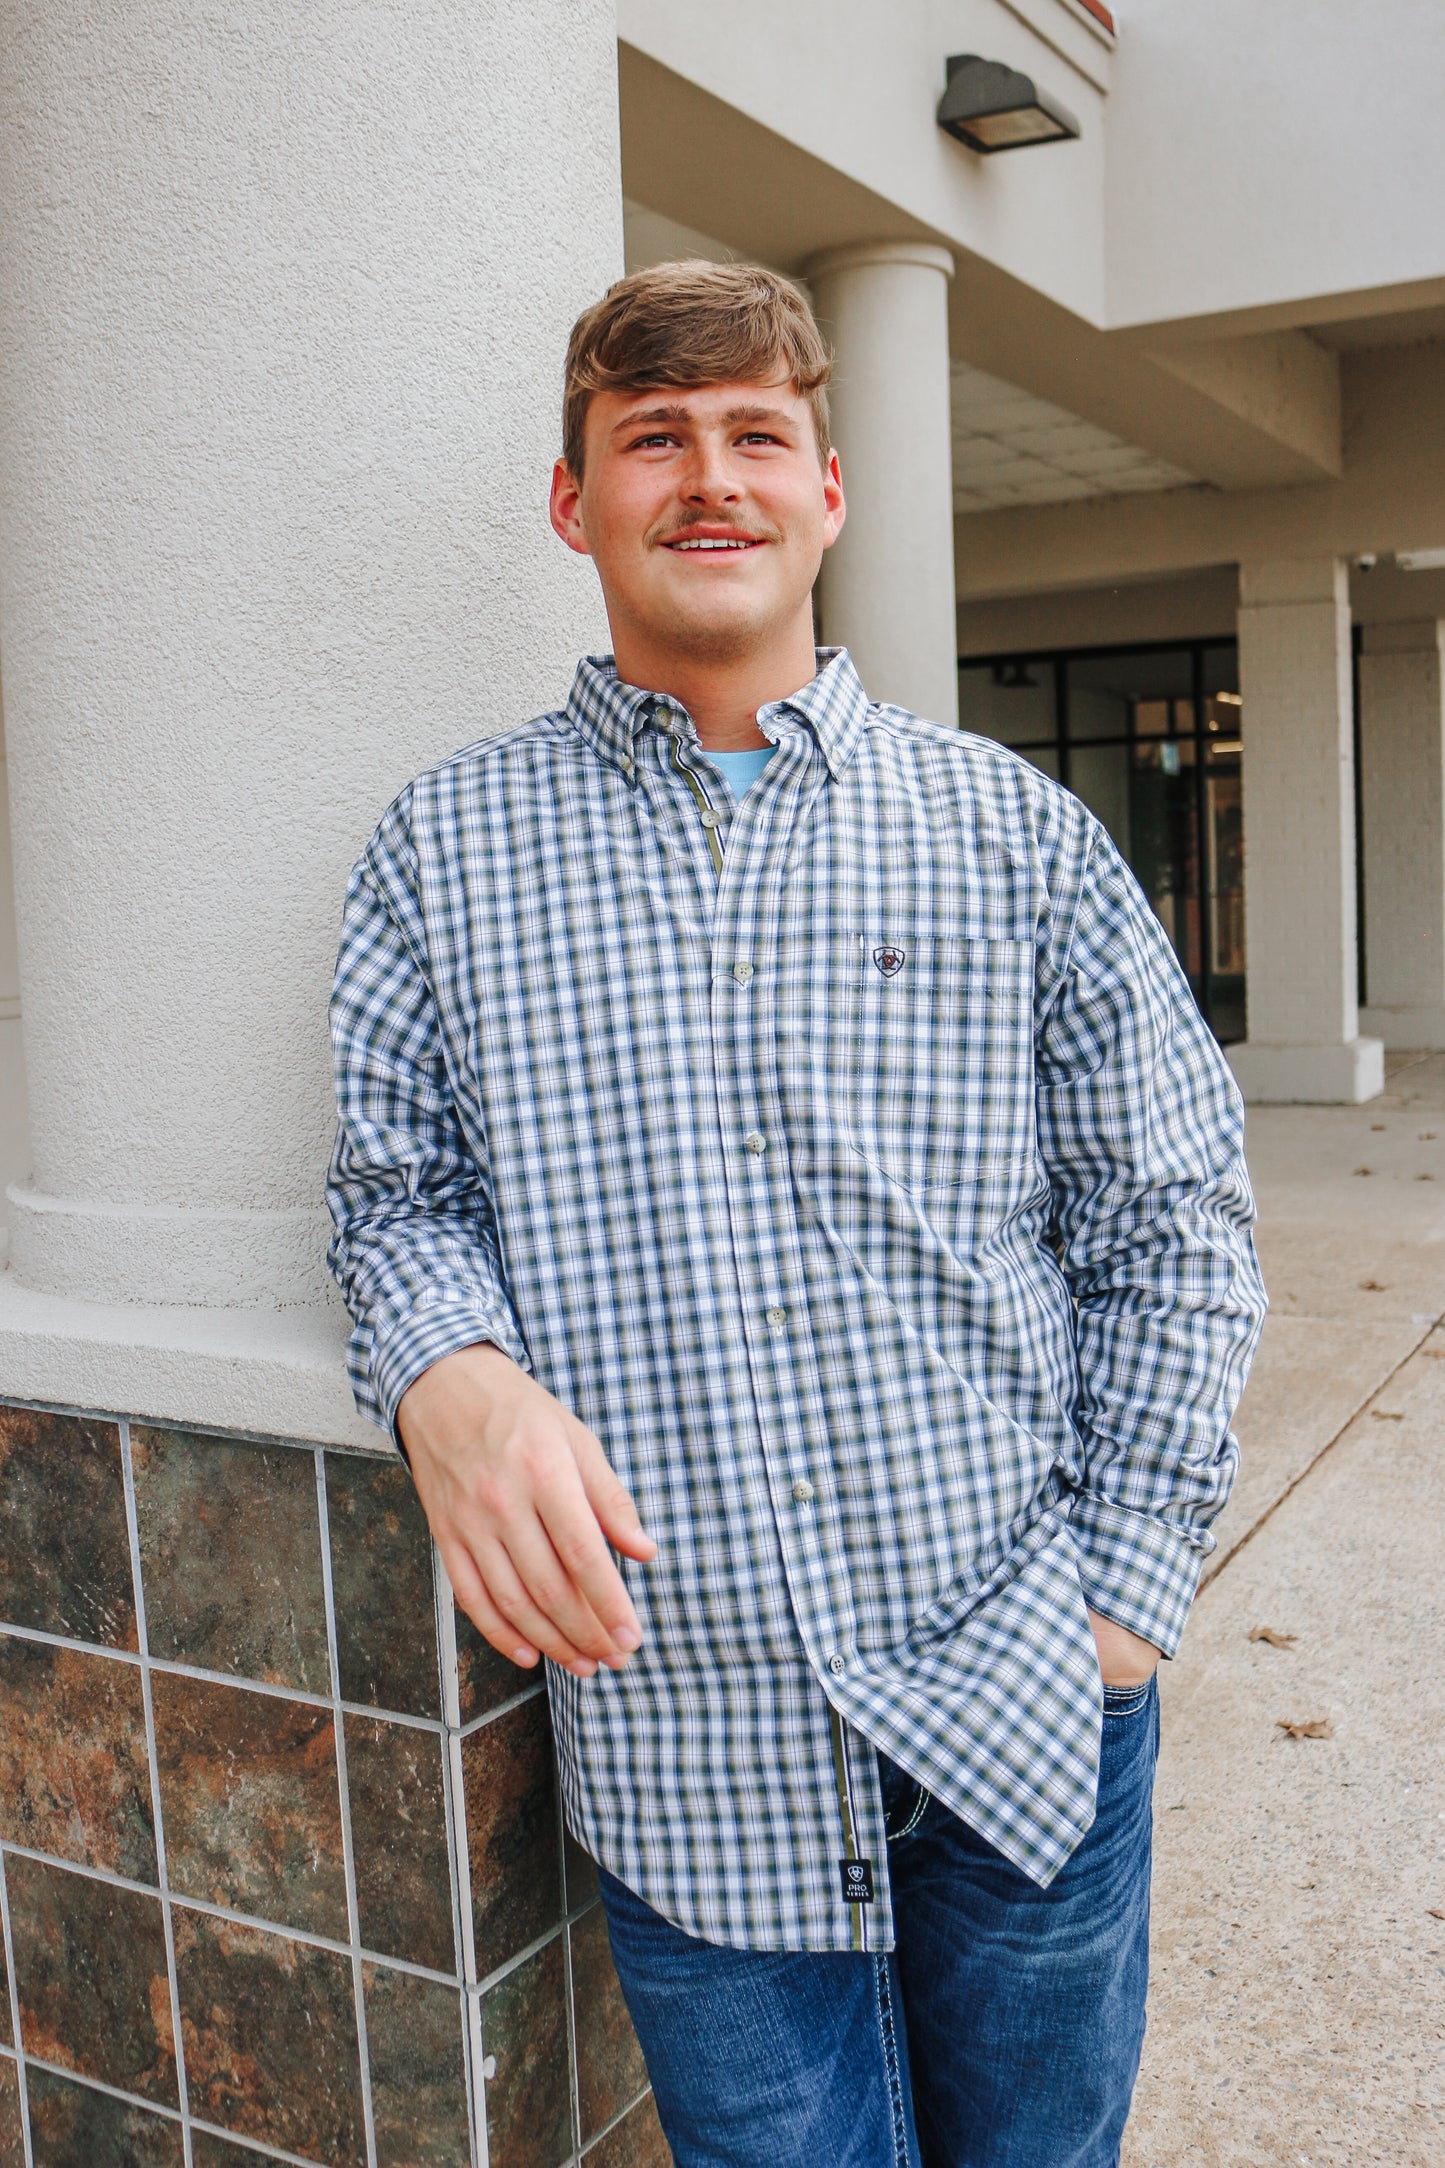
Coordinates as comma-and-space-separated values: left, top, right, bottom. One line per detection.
957, 636, 1243, 1042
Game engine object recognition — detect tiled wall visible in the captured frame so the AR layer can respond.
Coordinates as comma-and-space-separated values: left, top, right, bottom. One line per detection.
0, 1401, 671, 2168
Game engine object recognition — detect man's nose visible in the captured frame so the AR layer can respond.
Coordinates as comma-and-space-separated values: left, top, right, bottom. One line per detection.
680, 441, 740, 502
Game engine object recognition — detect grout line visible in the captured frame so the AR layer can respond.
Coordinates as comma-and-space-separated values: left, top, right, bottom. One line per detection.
188, 2110, 331, 2166
434, 1549, 485, 2168
471, 1916, 573, 2001
578, 2082, 656, 2160
16, 2054, 330, 2168
0, 1847, 35, 2168
0, 1843, 463, 1989
120, 1419, 194, 2168
1203, 1308, 1445, 1588
17, 2055, 185, 2127
0, 1619, 445, 1733
457, 1677, 548, 1739
313, 1451, 379, 2168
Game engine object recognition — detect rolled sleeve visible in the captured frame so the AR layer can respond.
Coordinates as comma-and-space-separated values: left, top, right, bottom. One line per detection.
1037, 823, 1268, 1651
327, 794, 530, 1445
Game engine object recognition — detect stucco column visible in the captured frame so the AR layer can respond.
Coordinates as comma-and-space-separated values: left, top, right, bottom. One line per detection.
0, 1, 620, 1308
1358, 621, 1445, 1048
1228, 559, 1384, 1104
806, 242, 959, 728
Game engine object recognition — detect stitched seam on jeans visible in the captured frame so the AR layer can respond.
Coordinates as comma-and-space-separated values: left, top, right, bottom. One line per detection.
874, 1955, 912, 2167
886, 1785, 930, 1843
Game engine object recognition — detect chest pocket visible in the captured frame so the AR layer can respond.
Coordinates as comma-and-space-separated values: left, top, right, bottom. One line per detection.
847, 934, 1037, 1192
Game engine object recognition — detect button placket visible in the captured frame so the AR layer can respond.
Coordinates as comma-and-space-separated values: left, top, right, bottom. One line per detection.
704, 737, 861, 1697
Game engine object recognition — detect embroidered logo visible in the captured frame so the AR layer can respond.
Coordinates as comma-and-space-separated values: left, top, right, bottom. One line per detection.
872, 946, 905, 978
839, 1857, 876, 1903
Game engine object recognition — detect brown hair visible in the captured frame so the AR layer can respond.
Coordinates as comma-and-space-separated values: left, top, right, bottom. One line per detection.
561, 259, 832, 481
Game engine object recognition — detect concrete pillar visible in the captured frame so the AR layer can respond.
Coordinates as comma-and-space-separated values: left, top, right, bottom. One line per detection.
1228, 559, 1384, 1104
806, 242, 959, 728
1358, 621, 1445, 1048
0, 1, 620, 1309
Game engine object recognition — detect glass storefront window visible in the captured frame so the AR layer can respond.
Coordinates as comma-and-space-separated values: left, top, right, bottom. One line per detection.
956, 638, 1246, 1043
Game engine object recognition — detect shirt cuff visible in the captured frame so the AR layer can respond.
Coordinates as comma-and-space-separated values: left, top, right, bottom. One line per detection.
359, 1294, 534, 1449
1067, 1490, 1214, 1659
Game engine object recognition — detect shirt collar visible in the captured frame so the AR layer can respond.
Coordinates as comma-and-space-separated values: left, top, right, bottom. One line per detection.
565, 648, 873, 784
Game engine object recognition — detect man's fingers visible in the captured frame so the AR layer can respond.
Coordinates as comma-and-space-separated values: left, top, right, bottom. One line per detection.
570, 1427, 658, 1563
501, 1506, 633, 1661
532, 1472, 643, 1648
443, 1541, 541, 1670
475, 1533, 613, 1677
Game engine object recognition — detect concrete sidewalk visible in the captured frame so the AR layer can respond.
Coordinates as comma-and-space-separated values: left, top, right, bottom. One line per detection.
1123, 1054, 1445, 2168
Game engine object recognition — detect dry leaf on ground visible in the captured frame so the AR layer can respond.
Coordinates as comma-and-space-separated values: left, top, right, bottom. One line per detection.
1353, 1167, 1373, 1176
1371, 1409, 1405, 1421
1360, 1278, 1387, 1290
1250, 1626, 1297, 1649
1429, 1908, 1445, 1921
1277, 1718, 1334, 1741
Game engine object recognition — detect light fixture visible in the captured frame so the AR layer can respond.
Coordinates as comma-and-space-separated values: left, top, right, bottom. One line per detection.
937, 54, 1080, 154
1396, 547, 1445, 573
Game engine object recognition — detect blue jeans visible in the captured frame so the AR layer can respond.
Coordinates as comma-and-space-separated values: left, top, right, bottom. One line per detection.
597, 1677, 1158, 2168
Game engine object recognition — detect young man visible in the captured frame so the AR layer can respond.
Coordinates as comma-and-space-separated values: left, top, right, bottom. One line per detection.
328, 261, 1266, 2166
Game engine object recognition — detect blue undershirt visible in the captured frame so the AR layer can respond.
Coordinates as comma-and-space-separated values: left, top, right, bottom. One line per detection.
705, 744, 778, 798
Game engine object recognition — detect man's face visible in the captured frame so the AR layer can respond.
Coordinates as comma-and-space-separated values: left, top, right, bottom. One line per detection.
550, 378, 845, 666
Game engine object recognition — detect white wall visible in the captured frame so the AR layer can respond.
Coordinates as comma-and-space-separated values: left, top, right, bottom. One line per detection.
1105, 0, 1445, 333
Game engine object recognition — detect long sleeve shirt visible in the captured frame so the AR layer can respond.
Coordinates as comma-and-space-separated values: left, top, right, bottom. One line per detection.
327, 648, 1267, 1953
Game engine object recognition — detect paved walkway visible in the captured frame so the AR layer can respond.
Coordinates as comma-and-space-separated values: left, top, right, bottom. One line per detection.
1123, 1054, 1445, 2168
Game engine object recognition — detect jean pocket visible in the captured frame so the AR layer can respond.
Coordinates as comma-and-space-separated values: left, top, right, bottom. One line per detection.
1102, 1681, 1154, 1719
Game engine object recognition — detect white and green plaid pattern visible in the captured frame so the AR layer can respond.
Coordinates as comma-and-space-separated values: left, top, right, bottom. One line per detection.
328, 649, 1265, 1952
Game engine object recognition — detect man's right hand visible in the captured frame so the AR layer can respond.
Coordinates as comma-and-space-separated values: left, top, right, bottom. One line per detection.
397, 1343, 657, 1678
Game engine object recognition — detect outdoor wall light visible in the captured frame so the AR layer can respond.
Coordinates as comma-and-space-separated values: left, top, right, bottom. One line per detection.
937, 55, 1080, 153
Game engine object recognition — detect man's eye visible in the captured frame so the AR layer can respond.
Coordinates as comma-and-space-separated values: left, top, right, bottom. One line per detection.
739, 432, 780, 446
631, 433, 676, 449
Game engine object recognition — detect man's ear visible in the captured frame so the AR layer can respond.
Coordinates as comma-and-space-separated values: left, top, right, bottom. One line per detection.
820, 447, 846, 551
550, 459, 592, 557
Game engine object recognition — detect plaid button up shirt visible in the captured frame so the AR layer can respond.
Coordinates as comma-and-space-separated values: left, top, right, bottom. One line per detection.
327, 649, 1266, 1953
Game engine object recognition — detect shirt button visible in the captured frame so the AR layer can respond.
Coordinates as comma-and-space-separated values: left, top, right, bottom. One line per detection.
733, 962, 755, 984
744, 1133, 767, 1155
700, 810, 721, 829
828, 1653, 847, 1676
765, 1306, 788, 1327
791, 1478, 815, 1503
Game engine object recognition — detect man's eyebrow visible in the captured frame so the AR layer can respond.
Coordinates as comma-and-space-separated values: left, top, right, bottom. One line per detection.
610, 400, 799, 435
610, 402, 692, 435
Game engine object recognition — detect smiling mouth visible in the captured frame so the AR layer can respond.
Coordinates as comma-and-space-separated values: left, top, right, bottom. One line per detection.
663, 536, 764, 552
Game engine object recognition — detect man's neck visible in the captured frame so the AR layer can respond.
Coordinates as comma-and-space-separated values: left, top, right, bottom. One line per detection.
609, 619, 820, 750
